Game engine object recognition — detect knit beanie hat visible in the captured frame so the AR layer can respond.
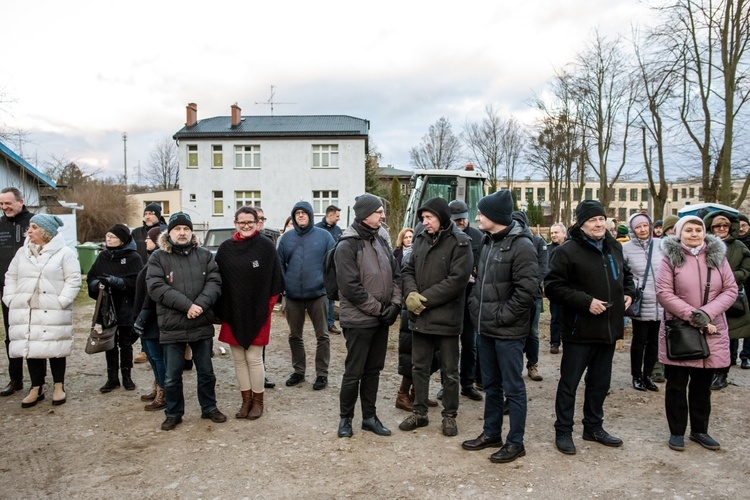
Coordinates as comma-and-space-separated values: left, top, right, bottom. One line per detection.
448, 200, 469, 220
675, 215, 704, 240
576, 200, 607, 226
168, 212, 193, 232
107, 223, 132, 245
477, 190, 513, 226
653, 219, 663, 228
617, 224, 629, 238
30, 214, 63, 237
739, 214, 749, 224
144, 202, 162, 219
662, 214, 679, 234
629, 214, 650, 231
417, 197, 453, 229
147, 226, 162, 244
353, 194, 383, 220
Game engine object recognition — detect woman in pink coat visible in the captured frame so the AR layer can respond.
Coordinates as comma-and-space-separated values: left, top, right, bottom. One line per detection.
655, 216, 737, 452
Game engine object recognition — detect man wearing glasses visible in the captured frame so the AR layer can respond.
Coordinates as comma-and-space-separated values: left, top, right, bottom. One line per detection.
277, 201, 335, 391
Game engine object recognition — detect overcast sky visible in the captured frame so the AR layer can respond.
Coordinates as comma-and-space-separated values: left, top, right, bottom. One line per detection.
1, 0, 654, 181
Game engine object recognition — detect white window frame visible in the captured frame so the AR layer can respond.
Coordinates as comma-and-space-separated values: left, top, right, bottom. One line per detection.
187, 145, 198, 168
312, 144, 339, 168
212, 145, 223, 168
312, 190, 339, 218
235, 190, 262, 210
234, 145, 261, 169
212, 190, 224, 216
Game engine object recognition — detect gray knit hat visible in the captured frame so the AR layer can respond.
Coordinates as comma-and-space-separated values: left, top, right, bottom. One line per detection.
353, 194, 383, 220
30, 214, 63, 237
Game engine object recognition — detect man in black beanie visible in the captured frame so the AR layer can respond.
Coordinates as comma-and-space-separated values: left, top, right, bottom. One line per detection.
462, 191, 537, 464
132, 202, 168, 265
399, 197, 472, 437
545, 200, 635, 454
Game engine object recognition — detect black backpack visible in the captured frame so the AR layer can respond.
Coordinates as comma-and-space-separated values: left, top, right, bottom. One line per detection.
323, 237, 364, 301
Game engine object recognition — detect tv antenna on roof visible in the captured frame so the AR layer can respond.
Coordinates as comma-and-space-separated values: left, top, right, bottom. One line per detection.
254, 85, 295, 116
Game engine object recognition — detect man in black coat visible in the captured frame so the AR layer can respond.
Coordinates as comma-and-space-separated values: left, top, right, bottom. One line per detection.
399, 197, 472, 437
545, 200, 635, 455
0, 187, 33, 396
131, 202, 167, 264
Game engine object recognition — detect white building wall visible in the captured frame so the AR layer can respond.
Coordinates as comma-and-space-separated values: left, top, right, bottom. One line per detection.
179, 137, 365, 230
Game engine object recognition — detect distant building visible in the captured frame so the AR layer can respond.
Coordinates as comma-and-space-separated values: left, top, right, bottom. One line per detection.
376, 165, 413, 196
0, 140, 56, 210
173, 103, 369, 229
126, 189, 181, 228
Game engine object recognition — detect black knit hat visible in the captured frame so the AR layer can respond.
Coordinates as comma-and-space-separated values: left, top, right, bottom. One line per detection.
739, 214, 749, 224
107, 223, 132, 245
417, 197, 452, 229
168, 212, 193, 232
353, 194, 383, 220
478, 190, 513, 226
144, 202, 162, 219
576, 200, 607, 226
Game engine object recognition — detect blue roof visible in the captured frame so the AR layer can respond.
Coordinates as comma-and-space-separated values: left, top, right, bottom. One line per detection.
173, 115, 369, 139
0, 141, 56, 188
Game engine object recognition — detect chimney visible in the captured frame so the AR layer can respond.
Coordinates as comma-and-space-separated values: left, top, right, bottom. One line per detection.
186, 103, 197, 127
465, 163, 474, 171
231, 103, 242, 127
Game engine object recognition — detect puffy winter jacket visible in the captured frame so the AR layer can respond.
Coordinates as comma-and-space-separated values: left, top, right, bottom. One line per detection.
468, 221, 538, 340
147, 232, 222, 344
622, 213, 664, 321
656, 235, 736, 368
3, 233, 81, 358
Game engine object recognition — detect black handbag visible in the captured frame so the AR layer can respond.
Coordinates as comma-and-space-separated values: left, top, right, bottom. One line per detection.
665, 269, 711, 361
725, 288, 747, 318
85, 284, 117, 355
626, 241, 653, 317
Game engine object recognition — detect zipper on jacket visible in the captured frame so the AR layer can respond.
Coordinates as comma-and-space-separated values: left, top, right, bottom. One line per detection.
477, 238, 495, 334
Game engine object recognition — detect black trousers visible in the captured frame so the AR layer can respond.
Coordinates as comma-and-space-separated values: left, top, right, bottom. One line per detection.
339, 324, 389, 420
27, 358, 66, 387
104, 327, 135, 370
2, 297, 24, 382
630, 320, 660, 379
554, 342, 615, 435
664, 364, 713, 436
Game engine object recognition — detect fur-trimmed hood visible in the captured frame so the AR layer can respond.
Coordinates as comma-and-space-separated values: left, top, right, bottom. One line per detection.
157, 231, 200, 254
660, 234, 726, 269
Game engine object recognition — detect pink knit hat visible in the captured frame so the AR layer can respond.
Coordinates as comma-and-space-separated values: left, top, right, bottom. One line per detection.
674, 216, 705, 240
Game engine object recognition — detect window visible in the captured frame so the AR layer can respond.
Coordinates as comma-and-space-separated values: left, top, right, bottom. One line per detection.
630, 188, 638, 201
189, 193, 196, 202
630, 208, 639, 216
537, 188, 545, 201
689, 187, 695, 198
188, 145, 198, 168
312, 145, 339, 168
619, 188, 627, 201
618, 208, 627, 221
673, 189, 678, 201
235, 145, 261, 168
681, 188, 687, 199
641, 189, 649, 202
525, 187, 534, 202
596, 189, 600, 199
512, 188, 522, 203
144, 201, 170, 214
212, 145, 223, 168
672, 208, 678, 215
573, 188, 581, 201
235, 190, 261, 209
312, 190, 339, 217
212, 191, 224, 216
585, 188, 593, 199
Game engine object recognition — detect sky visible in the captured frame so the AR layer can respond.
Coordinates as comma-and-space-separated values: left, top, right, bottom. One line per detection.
1, 0, 655, 182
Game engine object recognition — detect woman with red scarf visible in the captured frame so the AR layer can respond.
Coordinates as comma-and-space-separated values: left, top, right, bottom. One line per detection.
215, 207, 284, 420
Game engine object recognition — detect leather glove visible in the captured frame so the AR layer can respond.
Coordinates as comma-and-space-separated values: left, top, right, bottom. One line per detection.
380, 303, 401, 326
690, 309, 710, 328
88, 279, 101, 295
405, 292, 427, 315
102, 275, 126, 290
133, 312, 147, 336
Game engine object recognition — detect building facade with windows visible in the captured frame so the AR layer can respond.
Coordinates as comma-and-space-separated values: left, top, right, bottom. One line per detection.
173, 103, 368, 230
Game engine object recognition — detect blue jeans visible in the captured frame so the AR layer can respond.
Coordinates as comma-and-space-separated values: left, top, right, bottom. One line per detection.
142, 338, 166, 388
163, 338, 217, 418
478, 335, 527, 445
327, 299, 335, 327
525, 298, 541, 367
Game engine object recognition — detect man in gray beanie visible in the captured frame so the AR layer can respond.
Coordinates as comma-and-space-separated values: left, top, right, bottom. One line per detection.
545, 200, 635, 454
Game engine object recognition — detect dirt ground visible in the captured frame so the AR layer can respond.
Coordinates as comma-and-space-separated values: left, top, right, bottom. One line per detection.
0, 289, 749, 499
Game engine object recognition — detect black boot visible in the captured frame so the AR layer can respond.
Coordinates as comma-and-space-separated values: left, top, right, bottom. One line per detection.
100, 369, 120, 393
710, 372, 728, 391
121, 368, 136, 391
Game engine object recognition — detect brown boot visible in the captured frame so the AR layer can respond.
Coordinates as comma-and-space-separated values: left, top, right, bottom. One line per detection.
141, 381, 158, 402
396, 376, 413, 412
235, 390, 253, 418
144, 386, 166, 411
247, 391, 264, 420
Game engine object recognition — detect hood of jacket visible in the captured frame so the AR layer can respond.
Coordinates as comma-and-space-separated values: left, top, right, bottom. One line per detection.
626, 212, 653, 249
291, 201, 315, 236
417, 198, 452, 230
703, 210, 740, 244
660, 234, 726, 269
157, 231, 200, 254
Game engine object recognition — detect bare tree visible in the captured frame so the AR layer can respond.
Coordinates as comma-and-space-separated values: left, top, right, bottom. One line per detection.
409, 117, 462, 170
146, 137, 179, 189
501, 116, 525, 190
463, 105, 505, 193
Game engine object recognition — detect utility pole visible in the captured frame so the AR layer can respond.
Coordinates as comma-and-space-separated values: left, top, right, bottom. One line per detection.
122, 132, 128, 192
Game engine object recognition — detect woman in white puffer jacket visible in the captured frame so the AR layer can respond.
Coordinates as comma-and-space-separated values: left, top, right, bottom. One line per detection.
3, 214, 81, 408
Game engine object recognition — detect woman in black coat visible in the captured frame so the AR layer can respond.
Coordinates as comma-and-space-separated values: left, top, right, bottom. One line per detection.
87, 224, 143, 393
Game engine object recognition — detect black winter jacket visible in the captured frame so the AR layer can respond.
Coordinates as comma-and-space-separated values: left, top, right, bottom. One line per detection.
402, 221, 472, 336
468, 221, 538, 340
0, 206, 33, 288
147, 233, 222, 344
87, 240, 143, 327
131, 220, 167, 265
544, 225, 636, 344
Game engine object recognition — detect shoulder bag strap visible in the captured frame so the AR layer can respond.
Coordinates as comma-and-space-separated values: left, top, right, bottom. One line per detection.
91, 284, 104, 328
640, 241, 654, 291
702, 268, 712, 307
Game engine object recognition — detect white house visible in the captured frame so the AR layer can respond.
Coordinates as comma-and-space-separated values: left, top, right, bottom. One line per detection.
0, 140, 56, 210
173, 103, 369, 230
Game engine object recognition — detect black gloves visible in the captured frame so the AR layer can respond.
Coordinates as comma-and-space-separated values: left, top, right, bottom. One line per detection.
691, 309, 710, 328
100, 275, 126, 290
133, 312, 147, 336
380, 303, 401, 326
88, 279, 101, 295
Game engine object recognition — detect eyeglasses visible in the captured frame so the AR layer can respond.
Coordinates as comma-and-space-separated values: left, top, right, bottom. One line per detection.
235, 220, 256, 227
712, 224, 730, 230
259, 217, 267, 222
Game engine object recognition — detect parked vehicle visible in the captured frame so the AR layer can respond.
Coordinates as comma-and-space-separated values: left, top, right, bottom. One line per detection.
203, 227, 280, 254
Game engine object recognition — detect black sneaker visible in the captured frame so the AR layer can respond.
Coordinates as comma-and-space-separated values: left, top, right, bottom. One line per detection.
690, 432, 720, 450
668, 434, 685, 451
161, 416, 183, 431
201, 408, 227, 423
313, 376, 328, 390
286, 373, 305, 387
